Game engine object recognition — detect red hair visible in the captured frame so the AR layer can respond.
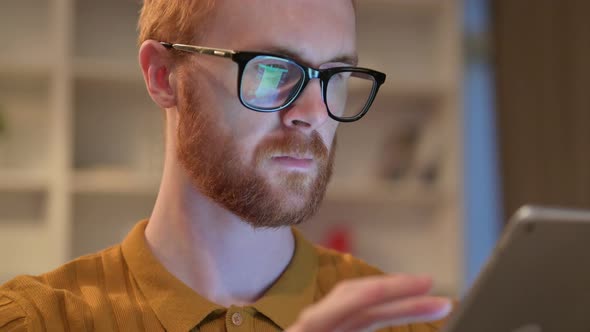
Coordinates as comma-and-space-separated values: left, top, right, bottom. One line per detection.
137, 0, 216, 46
138, 0, 356, 46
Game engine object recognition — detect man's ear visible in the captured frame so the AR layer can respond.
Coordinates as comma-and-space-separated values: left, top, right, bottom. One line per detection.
139, 40, 177, 108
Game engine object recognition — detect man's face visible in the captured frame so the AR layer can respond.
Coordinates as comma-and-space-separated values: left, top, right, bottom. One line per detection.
176, 0, 356, 228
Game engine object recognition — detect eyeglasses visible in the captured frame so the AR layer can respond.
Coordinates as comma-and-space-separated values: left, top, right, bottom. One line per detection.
161, 42, 386, 123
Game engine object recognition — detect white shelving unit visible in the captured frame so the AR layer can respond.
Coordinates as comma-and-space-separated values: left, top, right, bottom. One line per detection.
0, 0, 463, 295
302, 0, 464, 296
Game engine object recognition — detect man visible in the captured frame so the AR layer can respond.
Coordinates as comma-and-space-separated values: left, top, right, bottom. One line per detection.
0, 1, 453, 331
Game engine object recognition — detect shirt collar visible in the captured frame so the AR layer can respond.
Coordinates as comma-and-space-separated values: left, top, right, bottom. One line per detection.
252, 227, 318, 329
121, 220, 318, 331
121, 220, 223, 331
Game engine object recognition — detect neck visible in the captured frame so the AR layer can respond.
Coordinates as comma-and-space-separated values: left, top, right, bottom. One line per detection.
145, 109, 295, 307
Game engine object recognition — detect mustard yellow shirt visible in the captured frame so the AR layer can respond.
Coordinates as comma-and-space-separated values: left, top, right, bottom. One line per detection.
0, 220, 448, 331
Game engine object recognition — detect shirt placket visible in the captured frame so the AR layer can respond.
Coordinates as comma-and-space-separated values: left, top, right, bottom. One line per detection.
226, 305, 253, 332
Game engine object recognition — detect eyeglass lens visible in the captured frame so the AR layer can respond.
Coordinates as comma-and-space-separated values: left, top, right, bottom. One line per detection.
241, 56, 304, 110
240, 55, 376, 119
326, 71, 376, 119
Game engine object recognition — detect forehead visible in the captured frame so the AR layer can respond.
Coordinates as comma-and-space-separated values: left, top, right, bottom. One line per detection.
203, 0, 356, 66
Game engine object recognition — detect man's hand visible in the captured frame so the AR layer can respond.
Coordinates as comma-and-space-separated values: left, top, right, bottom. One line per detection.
287, 274, 452, 332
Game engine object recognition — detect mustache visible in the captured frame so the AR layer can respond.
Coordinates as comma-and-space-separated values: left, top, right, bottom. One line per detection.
255, 131, 329, 164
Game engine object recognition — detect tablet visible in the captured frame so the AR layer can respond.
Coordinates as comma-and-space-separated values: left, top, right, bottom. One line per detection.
442, 205, 590, 332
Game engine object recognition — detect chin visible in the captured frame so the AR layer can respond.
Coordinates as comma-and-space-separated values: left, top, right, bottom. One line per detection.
284, 192, 312, 210
269, 172, 313, 193
265, 177, 311, 202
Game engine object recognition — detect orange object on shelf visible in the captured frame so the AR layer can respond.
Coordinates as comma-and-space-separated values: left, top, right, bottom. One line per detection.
323, 225, 353, 254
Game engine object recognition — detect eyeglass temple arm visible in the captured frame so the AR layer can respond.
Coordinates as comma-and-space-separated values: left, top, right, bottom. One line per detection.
160, 42, 236, 59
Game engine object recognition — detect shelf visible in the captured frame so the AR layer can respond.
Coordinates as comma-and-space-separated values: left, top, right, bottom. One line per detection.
0, 191, 47, 225
74, 57, 143, 82
325, 179, 440, 208
0, 224, 60, 280
72, 169, 439, 206
333, 97, 438, 180
347, 81, 449, 116
72, 192, 155, 257
73, 168, 159, 194
377, 80, 450, 101
73, 79, 163, 170
0, 1, 52, 60
357, 1, 442, 85
0, 57, 52, 79
0, 170, 48, 192
74, 0, 141, 59
363, 0, 443, 11
0, 76, 51, 169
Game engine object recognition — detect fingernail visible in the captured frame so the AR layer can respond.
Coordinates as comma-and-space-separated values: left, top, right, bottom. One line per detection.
432, 298, 452, 316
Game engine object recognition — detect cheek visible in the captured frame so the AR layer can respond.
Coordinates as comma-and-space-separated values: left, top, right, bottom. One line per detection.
195, 80, 282, 165
197, 58, 237, 97
193, 61, 243, 122
321, 123, 339, 151
228, 113, 283, 164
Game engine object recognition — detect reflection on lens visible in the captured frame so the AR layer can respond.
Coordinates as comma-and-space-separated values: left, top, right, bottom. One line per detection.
241, 56, 304, 110
255, 64, 289, 99
326, 71, 376, 120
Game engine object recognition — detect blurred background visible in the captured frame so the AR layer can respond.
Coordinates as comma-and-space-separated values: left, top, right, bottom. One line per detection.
0, 0, 588, 298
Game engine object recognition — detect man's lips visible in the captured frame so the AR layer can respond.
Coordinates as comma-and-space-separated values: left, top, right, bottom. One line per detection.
271, 156, 314, 169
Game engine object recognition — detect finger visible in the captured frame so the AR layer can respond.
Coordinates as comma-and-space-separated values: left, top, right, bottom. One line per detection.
320, 274, 433, 318
339, 296, 452, 332
299, 274, 433, 331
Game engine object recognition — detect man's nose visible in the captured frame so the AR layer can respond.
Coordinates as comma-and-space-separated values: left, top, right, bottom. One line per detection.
280, 80, 330, 133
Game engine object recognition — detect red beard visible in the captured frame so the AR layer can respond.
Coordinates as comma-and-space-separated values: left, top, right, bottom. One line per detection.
176, 80, 335, 228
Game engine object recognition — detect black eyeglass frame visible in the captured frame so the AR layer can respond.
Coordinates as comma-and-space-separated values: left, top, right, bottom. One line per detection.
160, 42, 387, 122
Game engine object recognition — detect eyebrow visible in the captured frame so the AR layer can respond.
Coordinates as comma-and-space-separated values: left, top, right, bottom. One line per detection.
261, 46, 359, 67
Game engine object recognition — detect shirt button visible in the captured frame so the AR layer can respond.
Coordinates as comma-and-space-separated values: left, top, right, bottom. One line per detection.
231, 312, 243, 326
